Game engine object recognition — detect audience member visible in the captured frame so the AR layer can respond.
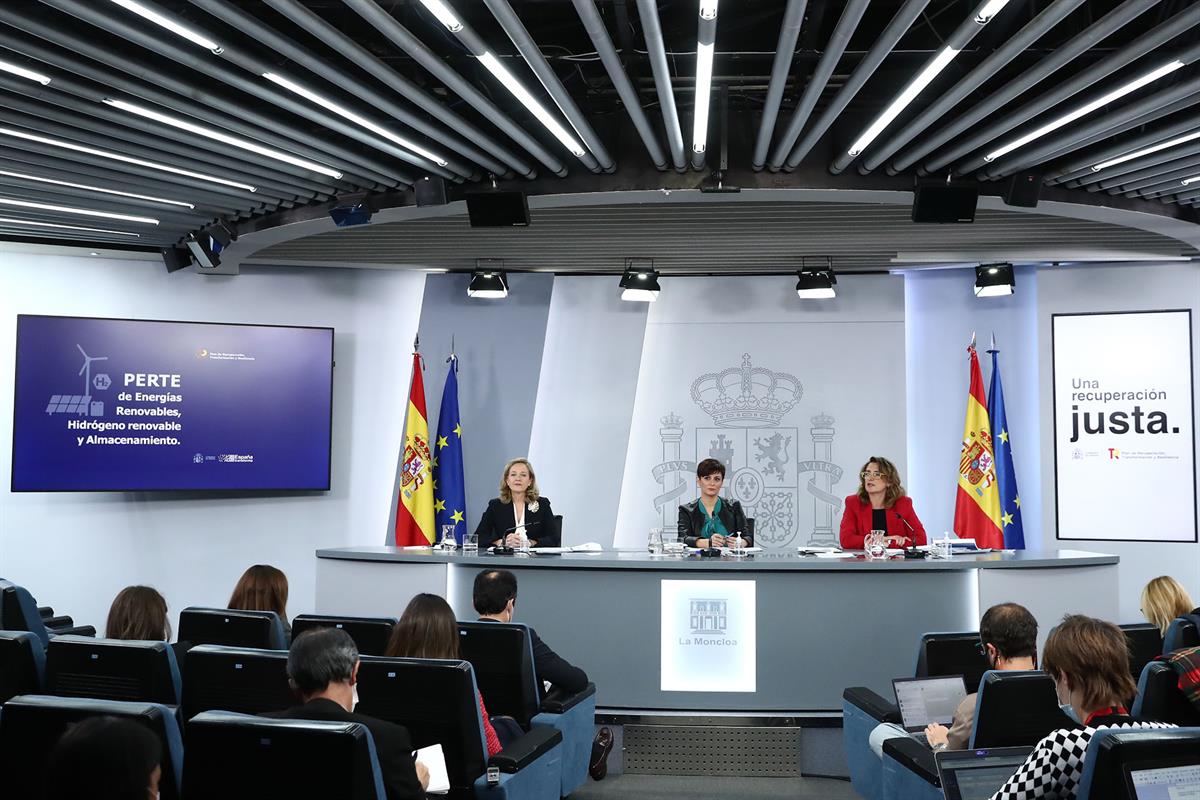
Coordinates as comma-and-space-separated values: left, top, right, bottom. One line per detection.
988, 614, 1175, 800
44, 715, 162, 800
228, 564, 291, 642
385, 593, 514, 756
1141, 575, 1196, 637
926, 602, 1038, 750
265, 627, 429, 800
106, 585, 170, 641
473, 569, 589, 695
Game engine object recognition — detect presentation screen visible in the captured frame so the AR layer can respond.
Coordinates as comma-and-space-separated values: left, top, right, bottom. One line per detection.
1052, 310, 1196, 542
12, 315, 334, 492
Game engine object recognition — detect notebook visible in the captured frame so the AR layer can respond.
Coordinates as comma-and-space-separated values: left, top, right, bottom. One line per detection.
892, 675, 968, 735
1124, 757, 1200, 800
936, 746, 1033, 800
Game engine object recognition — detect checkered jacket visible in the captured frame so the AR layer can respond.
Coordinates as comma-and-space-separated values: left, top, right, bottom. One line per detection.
989, 720, 1176, 800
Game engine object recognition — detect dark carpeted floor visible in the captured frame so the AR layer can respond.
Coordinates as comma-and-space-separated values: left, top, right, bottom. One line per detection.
571, 773, 860, 799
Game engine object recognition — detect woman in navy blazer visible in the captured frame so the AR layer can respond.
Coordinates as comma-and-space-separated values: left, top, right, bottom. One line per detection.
474, 458, 559, 548
839, 456, 926, 549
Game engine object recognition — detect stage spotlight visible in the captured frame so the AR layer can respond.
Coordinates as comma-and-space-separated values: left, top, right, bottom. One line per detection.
796, 268, 837, 299
161, 246, 192, 273
468, 261, 508, 299
185, 232, 221, 269
329, 202, 373, 227
975, 263, 1015, 297
620, 260, 660, 302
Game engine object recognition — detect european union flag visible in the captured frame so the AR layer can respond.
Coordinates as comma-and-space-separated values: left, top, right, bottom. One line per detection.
987, 345, 1024, 549
433, 354, 467, 545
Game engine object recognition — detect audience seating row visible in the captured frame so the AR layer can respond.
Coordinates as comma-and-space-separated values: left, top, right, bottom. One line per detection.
0, 579, 96, 645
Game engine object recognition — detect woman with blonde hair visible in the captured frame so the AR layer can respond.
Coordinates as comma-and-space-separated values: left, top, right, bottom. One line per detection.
838, 456, 926, 549
228, 564, 291, 642
473, 458, 558, 548
1140, 575, 1195, 636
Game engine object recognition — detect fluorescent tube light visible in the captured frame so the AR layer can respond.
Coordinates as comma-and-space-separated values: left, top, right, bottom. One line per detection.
985, 60, 1185, 163
474, 53, 585, 158
0, 216, 141, 237
0, 196, 159, 224
1180, 175, 1200, 185
699, 0, 719, 21
109, 0, 223, 53
260, 73, 449, 167
973, 0, 1009, 23
0, 58, 51, 85
0, 168, 195, 209
418, 0, 464, 32
1093, 129, 1200, 172
693, 42, 715, 154
0, 127, 257, 192
104, 98, 344, 179
848, 45, 960, 157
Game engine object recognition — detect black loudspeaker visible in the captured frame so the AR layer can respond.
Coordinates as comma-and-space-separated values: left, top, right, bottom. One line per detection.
161, 246, 191, 273
912, 182, 979, 223
466, 190, 530, 227
1003, 171, 1043, 208
415, 176, 447, 207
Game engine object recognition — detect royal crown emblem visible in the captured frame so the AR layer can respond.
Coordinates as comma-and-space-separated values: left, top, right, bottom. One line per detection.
690, 353, 803, 428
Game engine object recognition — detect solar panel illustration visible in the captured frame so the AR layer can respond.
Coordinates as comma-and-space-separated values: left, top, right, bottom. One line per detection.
44, 394, 91, 415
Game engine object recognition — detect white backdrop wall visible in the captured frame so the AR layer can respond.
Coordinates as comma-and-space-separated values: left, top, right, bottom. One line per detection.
0, 253, 425, 634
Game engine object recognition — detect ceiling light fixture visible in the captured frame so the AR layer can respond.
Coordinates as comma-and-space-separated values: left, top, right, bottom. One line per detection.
418, 0, 464, 32
699, 0, 719, 20
109, 0, 223, 53
104, 98, 344, 179
260, 73, 448, 168
693, 42, 715, 154
0, 126, 257, 192
974, 263, 1015, 297
0, 58, 51, 85
1181, 175, 1200, 185
0, 216, 140, 237
474, 53, 585, 158
0, 168, 195, 209
468, 263, 509, 299
984, 60, 1185, 163
1092, 129, 1200, 172
620, 260, 661, 302
0, 196, 158, 224
796, 267, 837, 299
973, 0, 1009, 23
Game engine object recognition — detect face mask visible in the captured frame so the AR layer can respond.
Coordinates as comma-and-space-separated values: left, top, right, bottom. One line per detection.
351, 683, 360, 711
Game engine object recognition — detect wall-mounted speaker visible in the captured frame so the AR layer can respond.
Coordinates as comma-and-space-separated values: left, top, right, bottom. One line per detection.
415, 176, 447, 207
466, 190, 530, 227
912, 182, 979, 223
1003, 172, 1043, 208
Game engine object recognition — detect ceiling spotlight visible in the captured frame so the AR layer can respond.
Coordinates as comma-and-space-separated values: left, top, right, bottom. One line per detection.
468, 263, 509, 299
796, 268, 837, 299
974, 263, 1015, 297
109, 0, 223, 53
0, 58, 51, 85
620, 260, 661, 302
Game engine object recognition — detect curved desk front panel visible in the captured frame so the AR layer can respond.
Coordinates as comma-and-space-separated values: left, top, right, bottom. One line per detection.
315, 548, 1118, 713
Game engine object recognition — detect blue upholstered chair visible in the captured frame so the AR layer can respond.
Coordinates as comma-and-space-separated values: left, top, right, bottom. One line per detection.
180, 644, 293, 723
1133, 660, 1200, 726
968, 670, 1074, 748
1075, 727, 1200, 800
0, 579, 95, 646
46, 635, 181, 705
356, 655, 563, 800
291, 614, 397, 656
177, 607, 288, 651
184, 711, 387, 799
0, 630, 44, 704
1120, 622, 1163, 683
0, 694, 184, 800
1163, 616, 1200, 653
880, 736, 941, 800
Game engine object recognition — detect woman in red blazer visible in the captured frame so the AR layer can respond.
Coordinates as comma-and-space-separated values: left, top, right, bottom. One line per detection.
839, 456, 927, 549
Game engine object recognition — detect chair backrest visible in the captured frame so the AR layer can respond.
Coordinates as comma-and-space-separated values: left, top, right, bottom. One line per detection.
1163, 616, 1200, 653
1133, 661, 1200, 726
355, 656, 488, 791
183, 711, 386, 799
0, 694, 184, 800
457, 621, 541, 726
1075, 726, 1200, 800
177, 607, 287, 650
0, 579, 50, 647
291, 615, 397, 656
970, 670, 1075, 748
915, 631, 987, 690
0, 630, 44, 703
46, 635, 180, 705
180, 645, 293, 723
1120, 623, 1164, 684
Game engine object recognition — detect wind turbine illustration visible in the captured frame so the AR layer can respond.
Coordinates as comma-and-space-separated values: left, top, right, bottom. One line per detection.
78, 344, 108, 416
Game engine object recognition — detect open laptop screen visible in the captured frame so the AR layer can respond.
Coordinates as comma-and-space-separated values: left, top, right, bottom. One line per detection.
1126, 760, 1200, 800
893, 675, 967, 732
937, 747, 1033, 800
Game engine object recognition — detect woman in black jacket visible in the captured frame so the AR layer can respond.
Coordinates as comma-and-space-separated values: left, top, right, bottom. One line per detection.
474, 458, 558, 548
677, 458, 751, 548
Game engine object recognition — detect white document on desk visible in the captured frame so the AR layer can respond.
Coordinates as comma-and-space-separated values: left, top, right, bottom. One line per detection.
415, 743, 450, 794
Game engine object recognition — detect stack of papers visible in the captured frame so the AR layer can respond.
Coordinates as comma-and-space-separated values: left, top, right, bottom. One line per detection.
796, 546, 842, 555
529, 543, 604, 554
415, 743, 449, 794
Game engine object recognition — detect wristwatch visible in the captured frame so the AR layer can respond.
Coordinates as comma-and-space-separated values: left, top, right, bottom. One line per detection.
931, 741, 948, 752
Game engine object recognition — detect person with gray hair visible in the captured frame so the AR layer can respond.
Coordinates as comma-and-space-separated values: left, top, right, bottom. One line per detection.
263, 627, 429, 799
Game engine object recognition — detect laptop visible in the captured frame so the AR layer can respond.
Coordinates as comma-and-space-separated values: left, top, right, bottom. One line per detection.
1124, 756, 1200, 800
936, 746, 1033, 800
892, 675, 968, 743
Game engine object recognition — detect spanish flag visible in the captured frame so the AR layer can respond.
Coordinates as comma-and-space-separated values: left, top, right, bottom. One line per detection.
395, 350, 435, 546
953, 341, 1005, 550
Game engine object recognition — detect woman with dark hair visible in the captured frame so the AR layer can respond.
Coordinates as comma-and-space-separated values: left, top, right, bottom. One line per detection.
106, 586, 170, 641
838, 456, 926, 549
474, 458, 558, 548
385, 593, 508, 756
229, 564, 291, 642
45, 715, 162, 800
677, 458, 751, 548
988, 615, 1175, 800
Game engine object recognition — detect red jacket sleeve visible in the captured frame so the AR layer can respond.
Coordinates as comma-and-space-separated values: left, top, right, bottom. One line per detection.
478, 692, 502, 757
839, 496, 865, 549
895, 496, 927, 546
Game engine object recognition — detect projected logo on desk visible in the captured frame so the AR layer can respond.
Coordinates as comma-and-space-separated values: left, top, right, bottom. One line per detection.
662, 580, 756, 693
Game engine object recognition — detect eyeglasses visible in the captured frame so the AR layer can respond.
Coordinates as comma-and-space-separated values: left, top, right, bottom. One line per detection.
860, 470, 884, 479
975, 641, 988, 658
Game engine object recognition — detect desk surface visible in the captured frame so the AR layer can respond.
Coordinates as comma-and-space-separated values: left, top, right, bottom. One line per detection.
316, 546, 1117, 571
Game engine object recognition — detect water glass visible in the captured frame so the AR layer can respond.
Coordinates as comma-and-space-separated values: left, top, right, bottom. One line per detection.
865, 530, 888, 559
439, 524, 457, 551
462, 532, 479, 553
647, 528, 664, 555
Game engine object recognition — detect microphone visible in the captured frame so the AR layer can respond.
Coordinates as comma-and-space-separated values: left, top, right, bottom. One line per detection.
492, 520, 542, 556
895, 512, 926, 559
501, 520, 542, 535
